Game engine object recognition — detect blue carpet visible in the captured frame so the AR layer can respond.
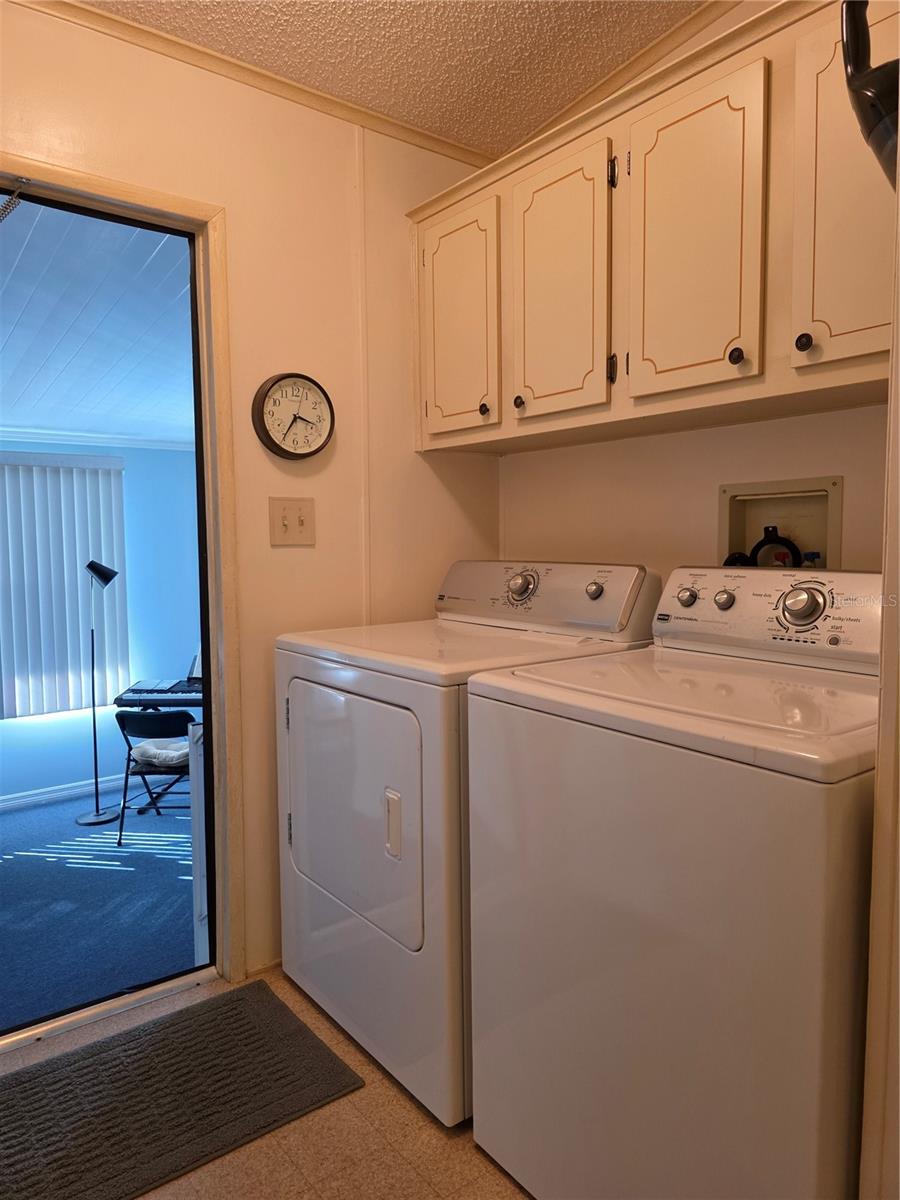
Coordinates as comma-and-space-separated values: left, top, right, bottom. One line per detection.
0, 794, 198, 1033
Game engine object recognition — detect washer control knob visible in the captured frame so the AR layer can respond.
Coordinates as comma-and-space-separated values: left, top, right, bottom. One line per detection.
585, 581, 604, 601
781, 586, 826, 626
714, 589, 736, 610
676, 587, 699, 607
508, 571, 538, 602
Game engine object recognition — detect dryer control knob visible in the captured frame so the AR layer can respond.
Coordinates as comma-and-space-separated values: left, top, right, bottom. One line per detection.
508, 571, 538, 602
714, 589, 736, 610
782, 586, 826, 626
676, 587, 699, 607
585, 581, 604, 601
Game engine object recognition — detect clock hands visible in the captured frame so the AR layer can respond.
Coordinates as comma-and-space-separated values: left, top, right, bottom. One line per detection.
281, 413, 301, 443
281, 409, 316, 444
282, 393, 315, 432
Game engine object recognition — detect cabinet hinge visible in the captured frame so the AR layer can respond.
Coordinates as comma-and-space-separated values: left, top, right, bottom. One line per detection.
626, 150, 631, 176
284, 696, 290, 730
606, 354, 618, 385
607, 156, 618, 188
287, 812, 293, 845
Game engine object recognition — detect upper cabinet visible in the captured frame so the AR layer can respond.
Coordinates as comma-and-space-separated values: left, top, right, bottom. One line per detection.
421, 195, 501, 434
411, 2, 894, 452
628, 60, 768, 398
791, 9, 898, 367
510, 137, 612, 419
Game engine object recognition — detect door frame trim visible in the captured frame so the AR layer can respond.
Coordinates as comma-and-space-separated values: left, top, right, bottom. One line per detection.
0, 150, 246, 985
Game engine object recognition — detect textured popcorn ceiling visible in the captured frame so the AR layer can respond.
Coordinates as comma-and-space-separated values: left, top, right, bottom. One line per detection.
90, 0, 704, 156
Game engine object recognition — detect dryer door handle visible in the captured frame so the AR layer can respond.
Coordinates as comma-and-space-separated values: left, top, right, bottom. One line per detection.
384, 788, 402, 859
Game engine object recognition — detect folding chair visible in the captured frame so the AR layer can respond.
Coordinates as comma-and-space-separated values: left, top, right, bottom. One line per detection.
115, 709, 193, 847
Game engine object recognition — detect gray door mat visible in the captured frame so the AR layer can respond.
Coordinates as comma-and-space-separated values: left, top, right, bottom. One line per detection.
0, 979, 364, 1200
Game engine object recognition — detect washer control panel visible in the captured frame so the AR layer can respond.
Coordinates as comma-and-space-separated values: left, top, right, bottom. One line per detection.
435, 561, 662, 639
653, 568, 884, 674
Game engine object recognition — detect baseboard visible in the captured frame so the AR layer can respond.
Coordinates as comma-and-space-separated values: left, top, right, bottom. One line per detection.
0, 774, 125, 812
248, 958, 283, 979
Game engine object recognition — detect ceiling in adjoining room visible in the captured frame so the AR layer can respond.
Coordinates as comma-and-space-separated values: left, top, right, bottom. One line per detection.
0, 198, 196, 447
90, 0, 706, 157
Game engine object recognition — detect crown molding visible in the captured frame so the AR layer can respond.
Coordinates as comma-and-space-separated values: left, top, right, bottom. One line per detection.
408, 0, 832, 221
517, 0, 745, 146
7, 0, 493, 169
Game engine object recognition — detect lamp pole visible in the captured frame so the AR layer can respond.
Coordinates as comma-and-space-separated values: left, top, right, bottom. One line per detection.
76, 561, 120, 826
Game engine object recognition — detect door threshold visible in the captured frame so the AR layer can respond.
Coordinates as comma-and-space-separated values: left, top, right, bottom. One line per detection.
0, 966, 219, 1054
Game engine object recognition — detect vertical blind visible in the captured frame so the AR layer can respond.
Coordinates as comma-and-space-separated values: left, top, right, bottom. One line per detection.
0, 453, 130, 718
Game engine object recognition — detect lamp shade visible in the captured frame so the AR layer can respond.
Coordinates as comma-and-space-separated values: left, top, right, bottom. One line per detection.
85, 559, 118, 588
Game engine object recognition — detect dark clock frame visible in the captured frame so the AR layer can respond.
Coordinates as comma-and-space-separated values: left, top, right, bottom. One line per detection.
251, 372, 335, 460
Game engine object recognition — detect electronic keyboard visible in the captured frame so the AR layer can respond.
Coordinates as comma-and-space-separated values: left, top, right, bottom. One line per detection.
115, 679, 204, 709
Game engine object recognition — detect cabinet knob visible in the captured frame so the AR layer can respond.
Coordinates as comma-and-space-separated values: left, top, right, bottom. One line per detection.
478, 402, 490, 416
795, 332, 814, 352
728, 346, 745, 365
513, 395, 525, 409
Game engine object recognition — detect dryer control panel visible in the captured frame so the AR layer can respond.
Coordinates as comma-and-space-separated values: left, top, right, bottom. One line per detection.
436, 561, 662, 640
654, 568, 885, 674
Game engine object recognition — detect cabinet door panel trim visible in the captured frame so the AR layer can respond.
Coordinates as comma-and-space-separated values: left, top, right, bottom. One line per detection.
422, 195, 501, 434
521, 166, 598, 400
512, 137, 611, 419
629, 58, 767, 398
641, 95, 747, 374
791, 11, 896, 369
429, 217, 492, 415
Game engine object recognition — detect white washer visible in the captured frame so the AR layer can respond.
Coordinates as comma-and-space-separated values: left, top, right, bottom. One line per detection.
468, 568, 882, 1199
275, 561, 661, 1126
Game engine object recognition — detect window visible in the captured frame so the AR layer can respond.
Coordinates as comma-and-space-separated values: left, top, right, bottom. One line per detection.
0, 452, 129, 718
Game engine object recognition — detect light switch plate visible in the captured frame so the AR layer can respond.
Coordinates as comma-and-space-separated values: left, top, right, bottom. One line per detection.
269, 497, 316, 546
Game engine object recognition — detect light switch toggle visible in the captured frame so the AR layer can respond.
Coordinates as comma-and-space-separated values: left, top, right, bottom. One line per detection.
384, 788, 402, 859
269, 497, 316, 546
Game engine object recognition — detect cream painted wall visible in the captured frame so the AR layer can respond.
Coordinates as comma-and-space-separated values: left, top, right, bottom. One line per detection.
361, 131, 499, 624
0, 0, 498, 971
500, 405, 887, 577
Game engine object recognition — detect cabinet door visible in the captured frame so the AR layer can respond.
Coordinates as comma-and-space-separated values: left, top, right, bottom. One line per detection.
511, 138, 612, 419
791, 9, 897, 368
629, 59, 768, 397
421, 196, 501, 434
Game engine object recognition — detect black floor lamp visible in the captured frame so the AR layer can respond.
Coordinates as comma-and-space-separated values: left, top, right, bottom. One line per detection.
76, 559, 121, 827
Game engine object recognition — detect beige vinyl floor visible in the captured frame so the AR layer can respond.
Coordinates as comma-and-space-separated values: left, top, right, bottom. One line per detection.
0, 967, 530, 1200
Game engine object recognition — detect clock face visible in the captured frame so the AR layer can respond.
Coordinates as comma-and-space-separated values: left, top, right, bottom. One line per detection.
252, 374, 334, 459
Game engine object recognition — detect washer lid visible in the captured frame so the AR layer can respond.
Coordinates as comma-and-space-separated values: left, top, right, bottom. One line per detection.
276, 618, 643, 685
469, 646, 879, 782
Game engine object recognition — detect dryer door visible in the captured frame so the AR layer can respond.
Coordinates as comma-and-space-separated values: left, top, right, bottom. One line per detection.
287, 679, 424, 951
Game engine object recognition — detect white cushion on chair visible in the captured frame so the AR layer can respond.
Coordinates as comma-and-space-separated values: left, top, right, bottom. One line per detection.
131, 738, 190, 769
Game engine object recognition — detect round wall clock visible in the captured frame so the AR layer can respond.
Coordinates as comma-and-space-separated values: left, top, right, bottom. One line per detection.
251, 373, 335, 460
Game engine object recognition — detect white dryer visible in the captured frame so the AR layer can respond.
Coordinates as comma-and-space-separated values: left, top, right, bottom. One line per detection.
275, 561, 661, 1126
468, 568, 882, 1199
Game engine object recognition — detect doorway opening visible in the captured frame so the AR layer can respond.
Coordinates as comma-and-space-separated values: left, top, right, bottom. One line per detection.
0, 189, 216, 1035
